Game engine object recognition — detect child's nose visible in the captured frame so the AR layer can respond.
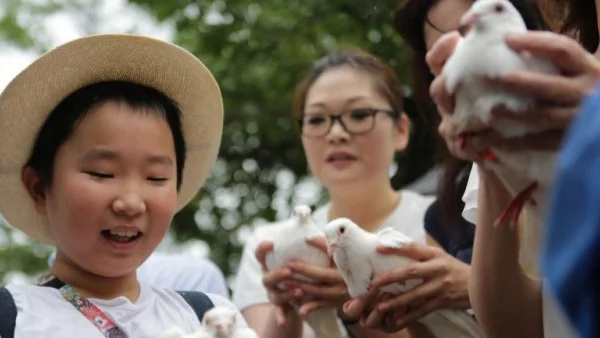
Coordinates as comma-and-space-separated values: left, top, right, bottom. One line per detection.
112, 192, 146, 216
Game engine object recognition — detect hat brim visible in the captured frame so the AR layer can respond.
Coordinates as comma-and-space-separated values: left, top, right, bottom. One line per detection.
0, 34, 223, 245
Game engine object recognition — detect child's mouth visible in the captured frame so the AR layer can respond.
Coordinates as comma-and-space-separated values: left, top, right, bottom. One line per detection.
101, 230, 141, 243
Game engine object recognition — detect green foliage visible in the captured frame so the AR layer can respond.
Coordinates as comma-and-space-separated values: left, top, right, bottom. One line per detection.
0, 221, 52, 284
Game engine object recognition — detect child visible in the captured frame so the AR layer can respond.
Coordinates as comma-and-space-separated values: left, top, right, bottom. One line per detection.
0, 34, 245, 337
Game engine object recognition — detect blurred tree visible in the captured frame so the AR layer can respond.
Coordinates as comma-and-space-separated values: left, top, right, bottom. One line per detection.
0, 0, 440, 285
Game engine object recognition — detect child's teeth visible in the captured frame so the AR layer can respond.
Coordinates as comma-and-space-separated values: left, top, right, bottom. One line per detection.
109, 230, 136, 237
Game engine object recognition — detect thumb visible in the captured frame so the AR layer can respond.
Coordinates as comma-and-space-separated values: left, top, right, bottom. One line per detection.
255, 240, 274, 271
426, 31, 461, 76
306, 236, 328, 253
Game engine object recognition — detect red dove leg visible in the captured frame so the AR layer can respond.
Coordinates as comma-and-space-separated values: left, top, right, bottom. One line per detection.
494, 181, 539, 229
483, 150, 498, 163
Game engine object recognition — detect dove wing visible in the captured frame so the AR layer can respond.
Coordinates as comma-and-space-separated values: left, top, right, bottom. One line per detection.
374, 227, 413, 249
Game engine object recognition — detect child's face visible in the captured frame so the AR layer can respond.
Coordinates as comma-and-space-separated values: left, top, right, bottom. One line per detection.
40, 100, 178, 277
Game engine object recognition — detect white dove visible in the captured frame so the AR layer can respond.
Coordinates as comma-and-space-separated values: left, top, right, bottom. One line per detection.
441, 0, 558, 272
202, 306, 259, 338
441, 0, 557, 237
157, 306, 258, 338
324, 218, 486, 338
264, 205, 345, 338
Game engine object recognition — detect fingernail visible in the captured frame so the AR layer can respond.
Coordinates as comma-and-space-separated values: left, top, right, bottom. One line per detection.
378, 304, 388, 312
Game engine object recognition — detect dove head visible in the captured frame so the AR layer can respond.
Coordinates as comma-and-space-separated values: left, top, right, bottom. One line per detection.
461, 0, 526, 34
202, 306, 237, 338
292, 204, 312, 224
323, 217, 361, 251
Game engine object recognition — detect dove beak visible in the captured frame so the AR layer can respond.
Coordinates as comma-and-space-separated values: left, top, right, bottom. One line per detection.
460, 12, 480, 27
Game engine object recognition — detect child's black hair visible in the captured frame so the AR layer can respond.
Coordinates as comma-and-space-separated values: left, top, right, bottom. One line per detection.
25, 81, 186, 190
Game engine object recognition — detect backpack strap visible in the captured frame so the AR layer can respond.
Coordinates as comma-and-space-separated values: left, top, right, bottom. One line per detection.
176, 290, 215, 323
0, 287, 17, 338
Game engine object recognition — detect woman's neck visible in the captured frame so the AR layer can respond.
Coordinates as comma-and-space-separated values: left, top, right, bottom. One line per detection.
50, 252, 140, 302
328, 179, 401, 232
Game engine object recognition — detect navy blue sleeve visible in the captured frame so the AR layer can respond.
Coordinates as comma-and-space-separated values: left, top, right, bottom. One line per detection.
424, 200, 475, 264
0, 287, 16, 338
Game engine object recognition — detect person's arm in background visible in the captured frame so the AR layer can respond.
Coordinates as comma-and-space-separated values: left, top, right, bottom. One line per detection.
469, 168, 543, 338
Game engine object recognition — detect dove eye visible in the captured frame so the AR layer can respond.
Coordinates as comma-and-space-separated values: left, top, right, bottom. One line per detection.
494, 4, 504, 12
339, 226, 346, 234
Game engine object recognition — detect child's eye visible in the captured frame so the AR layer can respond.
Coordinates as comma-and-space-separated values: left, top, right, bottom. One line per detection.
148, 177, 168, 182
86, 171, 113, 179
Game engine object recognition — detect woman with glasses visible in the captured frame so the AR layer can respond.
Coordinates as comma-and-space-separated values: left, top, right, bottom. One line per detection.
232, 49, 440, 338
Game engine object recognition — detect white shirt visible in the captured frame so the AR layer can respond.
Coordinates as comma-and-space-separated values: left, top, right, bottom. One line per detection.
48, 251, 230, 299
461, 164, 480, 224
137, 252, 230, 298
460, 164, 575, 338
6, 282, 246, 338
232, 190, 434, 338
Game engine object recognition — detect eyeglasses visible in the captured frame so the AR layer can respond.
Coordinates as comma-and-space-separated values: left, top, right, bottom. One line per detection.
297, 108, 398, 137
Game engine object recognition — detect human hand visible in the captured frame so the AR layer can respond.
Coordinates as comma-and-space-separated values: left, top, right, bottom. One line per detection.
467, 31, 600, 152
358, 243, 471, 331
285, 237, 351, 317
427, 31, 490, 162
255, 241, 303, 326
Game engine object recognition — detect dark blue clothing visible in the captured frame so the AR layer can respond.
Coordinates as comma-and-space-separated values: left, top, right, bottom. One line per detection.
542, 86, 600, 338
424, 200, 475, 264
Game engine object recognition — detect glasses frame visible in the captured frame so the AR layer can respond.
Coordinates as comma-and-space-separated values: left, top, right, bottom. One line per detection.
297, 108, 399, 137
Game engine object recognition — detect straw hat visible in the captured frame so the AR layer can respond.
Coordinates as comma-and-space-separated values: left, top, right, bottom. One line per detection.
0, 34, 223, 245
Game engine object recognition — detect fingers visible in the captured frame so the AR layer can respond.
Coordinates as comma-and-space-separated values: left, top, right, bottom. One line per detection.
305, 236, 328, 253
371, 260, 444, 289
487, 130, 565, 152
394, 298, 442, 329
362, 294, 404, 333
426, 31, 461, 76
296, 282, 348, 300
286, 261, 343, 284
504, 31, 597, 75
297, 300, 328, 317
255, 241, 274, 271
430, 75, 455, 113
491, 104, 577, 129
489, 71, 592, 105
375, 279, 443, 316
343, 288, 379, 319
262, 268, 293, 288
275, 305, 290, 326
268, 287, 303, 306
376, 242, 444, 261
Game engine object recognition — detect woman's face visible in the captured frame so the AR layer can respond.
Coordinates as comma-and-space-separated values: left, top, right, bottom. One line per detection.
300, 65, 409, 191
424, 0, 473, 50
